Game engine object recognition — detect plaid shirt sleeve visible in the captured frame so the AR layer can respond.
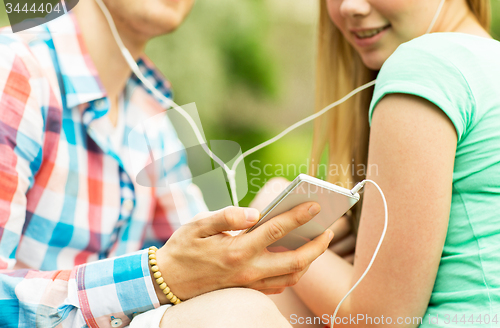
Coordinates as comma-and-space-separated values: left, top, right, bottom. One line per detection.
0, 40, 159, 328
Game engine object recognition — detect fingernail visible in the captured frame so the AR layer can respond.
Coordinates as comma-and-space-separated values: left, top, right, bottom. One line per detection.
328, 230, 334, 241
308, 204, 321, 216
245, 208, 260, 222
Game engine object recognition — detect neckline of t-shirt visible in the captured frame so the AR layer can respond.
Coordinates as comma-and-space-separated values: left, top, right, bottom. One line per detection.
426, 31, 497, 44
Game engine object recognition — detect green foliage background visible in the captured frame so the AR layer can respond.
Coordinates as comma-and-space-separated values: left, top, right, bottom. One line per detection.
1, 0, 499, 208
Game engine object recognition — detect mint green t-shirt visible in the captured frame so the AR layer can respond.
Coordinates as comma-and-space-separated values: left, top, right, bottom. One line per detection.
369, 33, 500, 327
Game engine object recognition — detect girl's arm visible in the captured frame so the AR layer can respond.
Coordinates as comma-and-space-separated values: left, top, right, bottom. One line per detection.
292, 94, 457, 327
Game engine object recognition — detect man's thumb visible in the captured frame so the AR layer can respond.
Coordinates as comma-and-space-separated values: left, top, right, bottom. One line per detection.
197, 206, 260, 237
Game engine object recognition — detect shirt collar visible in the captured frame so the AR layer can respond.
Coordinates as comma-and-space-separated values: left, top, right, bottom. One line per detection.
44, 13, 173, 110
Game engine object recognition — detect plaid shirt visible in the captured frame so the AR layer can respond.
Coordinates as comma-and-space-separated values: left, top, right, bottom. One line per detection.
0, 13, 206, 328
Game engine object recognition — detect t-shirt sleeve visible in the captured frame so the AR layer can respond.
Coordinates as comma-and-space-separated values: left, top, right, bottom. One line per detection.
368, 37, 476, 142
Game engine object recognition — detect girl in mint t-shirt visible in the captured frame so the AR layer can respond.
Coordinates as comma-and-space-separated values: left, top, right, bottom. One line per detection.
270, 1, 500, 327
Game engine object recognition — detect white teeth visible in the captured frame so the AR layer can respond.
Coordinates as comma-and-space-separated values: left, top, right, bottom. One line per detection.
355, 26, 387, 39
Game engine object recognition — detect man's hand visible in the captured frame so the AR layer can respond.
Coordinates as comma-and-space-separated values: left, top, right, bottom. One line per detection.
251, 177, 356, 264
152, 203, 333, 303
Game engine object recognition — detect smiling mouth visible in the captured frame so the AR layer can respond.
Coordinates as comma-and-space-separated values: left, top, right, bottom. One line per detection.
354, 25, 391, 39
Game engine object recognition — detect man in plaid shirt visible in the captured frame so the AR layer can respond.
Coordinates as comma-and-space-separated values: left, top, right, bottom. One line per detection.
0, 0, 332, 327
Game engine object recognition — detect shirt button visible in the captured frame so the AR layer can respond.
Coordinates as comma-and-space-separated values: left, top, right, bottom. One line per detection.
111, 318, 122, 327
94, 99, 107, 109
123, 199, 134, 212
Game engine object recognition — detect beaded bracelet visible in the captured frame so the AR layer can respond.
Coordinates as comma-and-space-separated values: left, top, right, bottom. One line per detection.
148, 246, 182, 305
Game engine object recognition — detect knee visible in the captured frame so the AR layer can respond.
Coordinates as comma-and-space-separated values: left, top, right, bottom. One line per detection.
209, 288, 282, 316
216, 288, 290, 327
164, 288, 290, 328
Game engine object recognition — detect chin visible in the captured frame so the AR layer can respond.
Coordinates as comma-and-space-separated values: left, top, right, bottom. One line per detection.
360, 52, 389, 71
137, 8, 188, 35
144, 13, 185, 35
154, 0, 194, 33
112, 0, 194, 39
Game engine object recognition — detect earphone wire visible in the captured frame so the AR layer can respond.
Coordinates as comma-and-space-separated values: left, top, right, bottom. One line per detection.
94, 0, 446, 207
426, 0, 446, 34
229, 80, 376, 180
230, 0, 446, 204
93, 0, 240, 205
330, 180, 387, 327
93, 2, 443, 324
93, 0, 378, 207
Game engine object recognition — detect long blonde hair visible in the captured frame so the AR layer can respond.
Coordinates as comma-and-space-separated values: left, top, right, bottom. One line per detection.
311, 0, 491, 223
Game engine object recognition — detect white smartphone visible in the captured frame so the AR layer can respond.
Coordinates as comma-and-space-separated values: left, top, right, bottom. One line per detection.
245, 174, 360, 252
